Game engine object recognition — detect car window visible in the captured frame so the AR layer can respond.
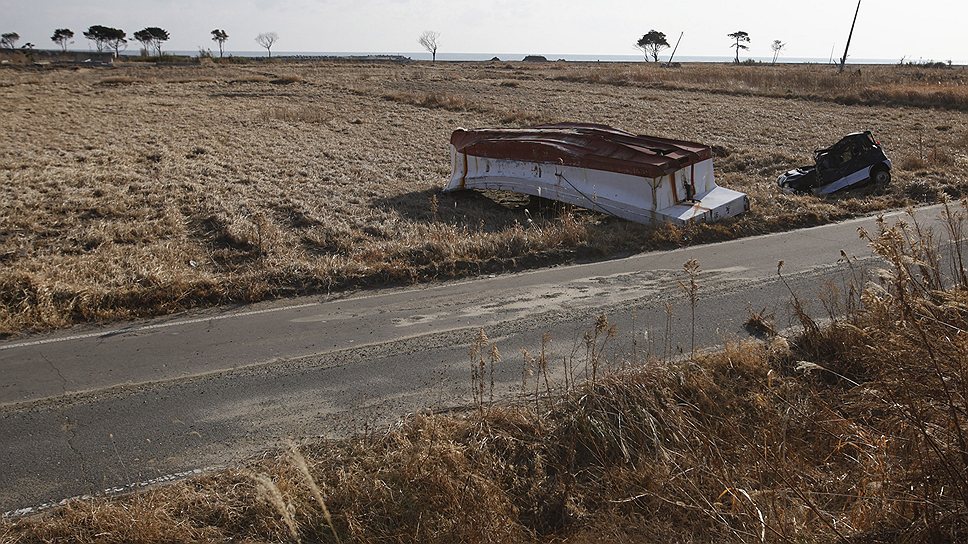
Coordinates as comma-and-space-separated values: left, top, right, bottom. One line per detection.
841, 147, 853, 163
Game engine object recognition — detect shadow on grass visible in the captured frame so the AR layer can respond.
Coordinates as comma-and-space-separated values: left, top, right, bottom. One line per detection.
375, 187, 537, 232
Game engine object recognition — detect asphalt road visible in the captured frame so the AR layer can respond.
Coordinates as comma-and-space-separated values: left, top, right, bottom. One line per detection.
0, 204, 951, 514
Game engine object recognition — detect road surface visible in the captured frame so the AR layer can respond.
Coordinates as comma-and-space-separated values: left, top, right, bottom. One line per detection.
0, 205, 950, 514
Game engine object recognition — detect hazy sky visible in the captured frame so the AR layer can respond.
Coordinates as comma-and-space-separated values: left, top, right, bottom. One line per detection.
2, 0, 964, 62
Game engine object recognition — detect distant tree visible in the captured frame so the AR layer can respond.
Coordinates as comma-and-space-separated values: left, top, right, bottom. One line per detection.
84, 26, 106, 52
149, 28, 169, 55
255, 32, 278, 58
211, 29, 229, 58
635, 30, 670, 62
133, 29, 153, 56
1, 32, 20, 49
728, 31, 750, 64
771, 40, 786, 65
418, 30, 440, 62
134, 27, 169, 56
85, 25, 126, 56
51, 28, 74, 51
106, 29, 127, 57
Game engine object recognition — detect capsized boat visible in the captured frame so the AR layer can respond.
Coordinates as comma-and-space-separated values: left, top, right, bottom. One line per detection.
444, 123, 749, 225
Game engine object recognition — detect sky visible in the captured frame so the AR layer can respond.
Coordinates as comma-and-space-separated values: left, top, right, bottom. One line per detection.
2, 0, 964, 62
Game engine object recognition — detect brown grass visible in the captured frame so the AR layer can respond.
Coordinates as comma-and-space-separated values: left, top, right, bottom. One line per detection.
262, 105, 333, 124
382, 90, 551, 127
383, 90, 475, 111
269, 74, 305, 85
97, 76, 141, 85
4, 201, 967, 542
2, 61, 968, 334
549, 62, 968, 111
228, 74, 270, 83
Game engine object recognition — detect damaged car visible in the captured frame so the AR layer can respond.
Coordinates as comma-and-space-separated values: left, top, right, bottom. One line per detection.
778, 131, 892, 195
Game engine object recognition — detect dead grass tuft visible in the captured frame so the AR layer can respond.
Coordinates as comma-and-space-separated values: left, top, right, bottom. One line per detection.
500, 109, 549, 126
98, 76, 141, 85
269, 74, 305, 85
262, 105, 331, 124
168, 77, 218, 84
743, 306, 777, 338
383, 90, 474, 112
229, 74, 270, 83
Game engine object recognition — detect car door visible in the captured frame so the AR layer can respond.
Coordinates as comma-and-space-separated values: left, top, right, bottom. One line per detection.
818, 142, 850, 184
844, 136, 886, 185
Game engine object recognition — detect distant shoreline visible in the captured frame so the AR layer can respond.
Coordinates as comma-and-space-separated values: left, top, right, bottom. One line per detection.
4, 48, 961, 67
113, 50, 960, 66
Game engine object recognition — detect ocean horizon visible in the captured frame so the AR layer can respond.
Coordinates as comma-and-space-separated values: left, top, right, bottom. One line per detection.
120, 50, 962, 65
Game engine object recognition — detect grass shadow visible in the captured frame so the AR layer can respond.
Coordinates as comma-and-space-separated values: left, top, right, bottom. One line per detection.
375, 187, 536, 232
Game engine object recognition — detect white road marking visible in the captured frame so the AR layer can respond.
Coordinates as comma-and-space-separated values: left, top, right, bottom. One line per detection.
2, 466, 221, 518
0, 302, 321, 351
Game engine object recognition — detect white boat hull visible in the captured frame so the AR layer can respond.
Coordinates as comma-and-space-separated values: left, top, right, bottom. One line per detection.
444, 147, 749, 226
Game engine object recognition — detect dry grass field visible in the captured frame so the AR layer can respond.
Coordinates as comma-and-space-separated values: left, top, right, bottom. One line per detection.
4, 204, 967, 542
2, 60, 968, 334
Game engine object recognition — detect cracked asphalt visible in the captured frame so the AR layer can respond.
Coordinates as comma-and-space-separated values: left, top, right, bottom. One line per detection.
0, 204, 951, 514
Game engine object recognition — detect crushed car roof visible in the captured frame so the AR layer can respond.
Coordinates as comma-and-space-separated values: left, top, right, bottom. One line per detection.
450, 123, 713, 179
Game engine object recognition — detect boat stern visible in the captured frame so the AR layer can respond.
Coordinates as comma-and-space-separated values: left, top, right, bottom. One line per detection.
656, 186, 750, 225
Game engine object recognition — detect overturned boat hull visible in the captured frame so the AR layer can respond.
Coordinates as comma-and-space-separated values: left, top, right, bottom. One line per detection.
444, 123, 749, 225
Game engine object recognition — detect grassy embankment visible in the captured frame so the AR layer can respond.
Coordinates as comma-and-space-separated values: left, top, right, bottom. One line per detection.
3, 200, 967, 543
1, 61, 967, 334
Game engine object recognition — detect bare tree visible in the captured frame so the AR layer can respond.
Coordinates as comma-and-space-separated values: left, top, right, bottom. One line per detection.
771, 40, 786, 65
255, 32, 278, 58
728, 31, 750, 64
211, 29, 229, 58
418, 30, 440, 63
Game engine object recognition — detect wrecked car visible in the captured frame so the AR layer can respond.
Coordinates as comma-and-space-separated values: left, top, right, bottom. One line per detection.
778, 131, 892, 195
443, 123, 749, 226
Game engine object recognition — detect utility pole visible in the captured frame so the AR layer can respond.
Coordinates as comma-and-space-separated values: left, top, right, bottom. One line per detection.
666, 32, 684, 67
839, 0, 862, 72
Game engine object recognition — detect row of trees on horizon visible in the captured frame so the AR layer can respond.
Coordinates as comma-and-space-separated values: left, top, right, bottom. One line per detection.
3, 27, 787, 64
1, 24, 889, 66
0, 27, 282, 58
1, 26, 779, 63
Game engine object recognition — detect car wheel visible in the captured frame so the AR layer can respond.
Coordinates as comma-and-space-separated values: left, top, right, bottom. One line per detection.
872, 167, 891, 185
